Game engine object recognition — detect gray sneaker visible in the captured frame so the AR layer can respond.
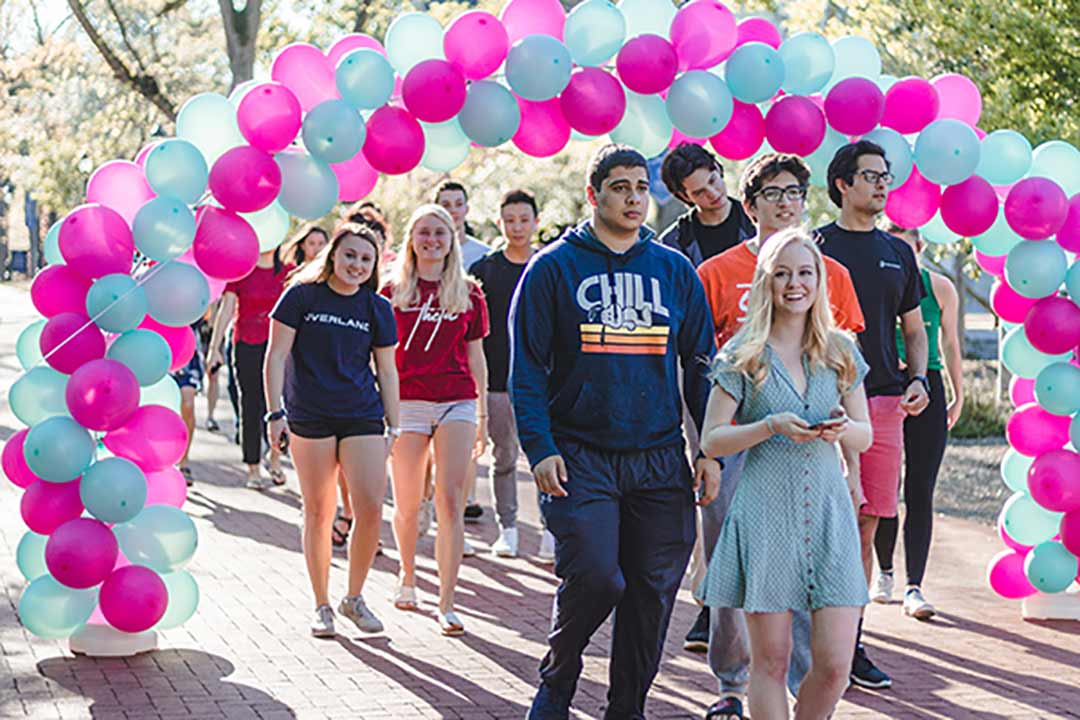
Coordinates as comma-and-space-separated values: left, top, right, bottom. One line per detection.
311, 604, 335, 637
246, 473, 270, 490
338, 595, 384, 633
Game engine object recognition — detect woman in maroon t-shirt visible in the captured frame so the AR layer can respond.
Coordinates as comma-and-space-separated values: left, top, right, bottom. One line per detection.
381, 204, 489, 636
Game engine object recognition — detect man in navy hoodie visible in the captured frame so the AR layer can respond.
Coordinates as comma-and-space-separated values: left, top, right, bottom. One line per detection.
510, 144, 721, 720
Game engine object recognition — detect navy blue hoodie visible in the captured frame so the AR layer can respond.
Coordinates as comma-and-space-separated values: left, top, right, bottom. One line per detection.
509, 221, 716, 467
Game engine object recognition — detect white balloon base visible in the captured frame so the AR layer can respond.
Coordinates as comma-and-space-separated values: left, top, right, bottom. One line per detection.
1022, 586, 1080, 621
69, 623, 158, 657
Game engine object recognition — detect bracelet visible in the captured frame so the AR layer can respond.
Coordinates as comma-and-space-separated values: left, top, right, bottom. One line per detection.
264, 409, 286, 422
386, 426, 402, 438
764, 415, 776, 435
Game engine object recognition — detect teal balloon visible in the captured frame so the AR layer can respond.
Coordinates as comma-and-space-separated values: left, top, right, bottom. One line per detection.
86, 274, 147, 334
971, 208, 1023, 256
862, 127, 913, 188
1029, 140, 1080, 196
17, 575, 97, 639
275, 151, 339, 220
228, 80, 257, 106
241, 202, 291, 253
806, 128, 847, 188
420, 120, 470, 173
107, 329, 171, 386
80, 457, 147, 524
302, 99, 365, 164
506, 35, 573, 102
826, 35, 881, 89
1004, 240, 1066, 299
9, 366, 69, 427
666, 70, 733, 139
920, 211, 960, 246
140, 374, 182, 412
609, 91, 672, 159
1035, 362, 1080, 417
1024, 541, 1080, 594
458, 81, 521, 147
1001, 491, 1062, 546
564, 0, 626, 67
24, 416, 94, 483
571, 129, 601, 142
385, 12, 443, 75
336, 49, 395, 110
1071, 413, 1080, 450
914, 119, 981, 186
16, 531, 49, 582
976, 130, 1032, 186
779, 32, 834, 96
1000, 448, 1035, 494
876, 74, 898, 93
1001, 325, 1072, 379
176, 93, 245, 166
44, 220, 64, 266
133, 196, 196, 261
142, 261, 210, 328
617, 0, 676, 39
725, 42, 785, 104
16, 319, 46, 370
114, 505, 198, 573
1068, 261, 1080, 305
144, 139, 209, 205
155, 570, 200, 630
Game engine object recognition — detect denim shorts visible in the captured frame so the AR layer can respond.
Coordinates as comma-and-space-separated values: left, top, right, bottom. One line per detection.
399, 399, 478, 436
288, 418, 385, 440
170, 349, 204, 391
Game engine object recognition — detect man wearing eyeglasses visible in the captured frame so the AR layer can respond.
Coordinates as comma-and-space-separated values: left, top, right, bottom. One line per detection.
818, 140, 930, 692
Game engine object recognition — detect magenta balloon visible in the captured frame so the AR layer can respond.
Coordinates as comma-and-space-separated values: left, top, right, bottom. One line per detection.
31, 265, 92, 318
710, 100, 765, 161
361, 106, 425, 176
237, 82, 303, 154
327, 33, 386, 68
208, 146, 282, 213
65, 359, 141, 432
1028, 449, 1080, 513
1005, 177, 1070, 240
1056, 194, 1080, 252
885, 167, 941, 229
764, 96, 825, 157
500, 0, 565, 43
559, 69, 626, 137
191, 206, 259, 282
331, 151, 379, 202
403, 60, 468, 123
444, 11, 509, 80
932, 73, 982, 127
138, 316, 196, 373
46, 517, 118, 589
999, 517, 1033, 554
882, 77, 940, 134
1007, 403, 1071, 457
3, 430, 41, 489
104, 405, 188, 472
58, 204, 135, 279
20, 478, 83, 535
670, 0, 737, 71
616, 35, 678, 95
670, 128, 708, 148
145, 466, 188, 508
736, 17, 781, 49
1009, 375, 1036, 407
824, 78, 884, 136
991, 280, 1039, 324
86, 160, 155, 227
40, 312, 106, 375
100, 565, 168, 633
134, 141, 160, 168
512, 97, 571, 159
987, 549, 1037, 599
1024, 296, 1080, 355
1061, 510, 1080, 557
974, 249, 1006, 277
271, 43, 337, 113
940, 176, 998, 237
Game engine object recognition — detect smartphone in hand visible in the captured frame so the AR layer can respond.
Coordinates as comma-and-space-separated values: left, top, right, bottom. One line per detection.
808, 416, 847, 431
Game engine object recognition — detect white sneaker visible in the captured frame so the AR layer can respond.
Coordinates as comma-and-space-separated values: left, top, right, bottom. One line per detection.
246, 473, 269, 490
462, 539, 477, 557
492, 527, 519, 558
311, 604, 335, 638
903, 587, 936, 620
871, 571, 894, 604
417, 498, 434, 539
538, 530, 556, 564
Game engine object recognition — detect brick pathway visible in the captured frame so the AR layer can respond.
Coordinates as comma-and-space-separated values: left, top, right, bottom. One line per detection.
1, 284, 1079, 719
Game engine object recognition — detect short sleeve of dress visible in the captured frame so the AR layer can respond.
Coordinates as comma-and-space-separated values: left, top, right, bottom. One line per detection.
707, 352, 745, 407
371, 293, 398, 348
845, 338, 870, 394
270, 284, 306, 329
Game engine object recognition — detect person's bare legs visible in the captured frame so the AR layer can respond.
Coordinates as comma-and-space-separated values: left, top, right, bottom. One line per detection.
432, 421, 474, 613
338, 435, 388, 596
745, 611, 794, 720
391, 432, 430, 588
859, 513, 879, 585
338, 469, 353, 522
291, 435, 339, 607
794, 606, 861, 719
178, 386, 197, 468
206, 367, 220, 426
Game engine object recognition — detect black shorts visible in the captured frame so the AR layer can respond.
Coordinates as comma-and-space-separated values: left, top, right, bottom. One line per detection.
287, 418, 385, 440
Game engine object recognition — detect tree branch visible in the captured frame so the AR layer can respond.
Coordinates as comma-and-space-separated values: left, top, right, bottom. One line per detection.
157, 0, 188, 17
104, 0, 147, 73
352, 0, 369, 33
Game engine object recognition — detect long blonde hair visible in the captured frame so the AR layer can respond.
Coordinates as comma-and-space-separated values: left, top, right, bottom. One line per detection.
388, 204, 475, 314
725, 227, 858, 393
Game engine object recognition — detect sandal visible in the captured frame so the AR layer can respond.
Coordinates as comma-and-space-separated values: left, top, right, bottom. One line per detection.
438, 610, 465, 637
394, 583, 418, 611
705, 696, 744, 720
268, 467, 287, 486
331, 512, 353, 548
179, 466, 194, 487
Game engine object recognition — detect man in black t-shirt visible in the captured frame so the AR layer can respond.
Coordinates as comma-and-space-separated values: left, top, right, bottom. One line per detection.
817, 140, 930, 692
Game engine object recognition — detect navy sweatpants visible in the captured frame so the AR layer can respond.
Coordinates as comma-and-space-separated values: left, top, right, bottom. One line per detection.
538, 438, 696, 719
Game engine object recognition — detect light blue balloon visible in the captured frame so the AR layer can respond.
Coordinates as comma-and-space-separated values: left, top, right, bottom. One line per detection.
17, 575, 97, 639
9, 366, 69, 427
609, 91, 673, 159
666, 70, 733, 139
725, 42, 784, 104
302, 100, 365, 164
1000, 448, 1035, 494
805, 128, 848, 188
779, 32, 834, 96
336, 49, 395, 110
142, 261, 210, 328
862, 127, 913, 188
571, 129, 601, 142
971, 208, 1023, 256
385, 12, 443, 75
564, 0, 626, 67
420, 120, 470, 173
274, 152, 339, 220
24, 416, 94, 483
876, 74, 898, 93
914, 119, 981, 186
155, 570, 200, 630
1067, 261, 1080, 305
617, 0, 676, 39
144, 139, 209, 205
920, 212, 960, 246
1035, 362, 1080, 417
506, 35, 573, 102
1001, 325, 1072, 379
1001, 491, 1062, 546
176, 93, 244, 166
826, 35, 881, 89
80, 457, 147, 524
1005, 240, 1067, 299
114, 505, 198, 574
976, 130, 1032, 186
140, 374, 182, 412
132, 197, 196, 261
86, 274, 147, 334
44, 220, 64, 266
1071, 413, 1080, 450
1025, 541, 1080, 594
458, 81, 521, 148
228, 80, 257, 106
106, 329, 171, 387
16, 531, 49, 582
16, 319, 46, 371
1029, 140, 1080, 196
241, 202, 291, 253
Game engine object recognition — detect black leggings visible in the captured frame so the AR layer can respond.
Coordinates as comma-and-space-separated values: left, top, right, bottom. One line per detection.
233, 340, 268, 466
874, 369, 947, 586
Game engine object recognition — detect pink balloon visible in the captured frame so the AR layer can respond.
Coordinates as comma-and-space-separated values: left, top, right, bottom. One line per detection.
669, 128, 707, 147
362, 106, 424, 176
208, 146, 282, 213
58, 204, 135, 279
824, 78, 884, 136
882, 77, 940, 134
103, 405, 188, 472
1007, 402, 1072, 457
940, 176, 998, 237
500, 0, 565, 43
1055, 194, 1080, 252
31, 265, 93, 318
1005, 177, 1069, 240
987, 549, 1038, 599
271, 44, 337, 112
86, 161, 155, 227
3, 430, 40, 489
670, 0, 737, 71
1061, 510, 1080, 557
327, 33, 386, 68
710, 100, 765, 161
616, 35, 678, 95
932, 73, 982, 127
991, 280, 1039, 324
40, 312, 106, 375
138, 316, 196, 372
403, 60, 468, 123
100, 565, 168, 633
999, 517, 1034, 554
21, 478, 83, 535
512, 97, 571, 158
1009, 376, 1036, 407
559, 69, 626, 136
134, 141, 161, 167
886, 167, 941, 228
736, 17, 781, 49
1028, 449, 1080, 513
237, 82, 303, 154
764, 96, 825, 157
145, 466, 188, 508
975, 249, 1006, 277
191, 207, 259, 282
45, 517, 118, 589
1024, 296, 1080, 355
444, 11, 509, 80
331, 151, 379, 202
65, 359, 141, 432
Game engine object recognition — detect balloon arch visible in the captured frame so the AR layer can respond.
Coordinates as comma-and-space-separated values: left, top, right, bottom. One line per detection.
5, 0, 1080, 645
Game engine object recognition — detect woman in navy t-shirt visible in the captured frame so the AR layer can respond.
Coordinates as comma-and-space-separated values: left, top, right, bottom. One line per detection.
264, 223, 400, 639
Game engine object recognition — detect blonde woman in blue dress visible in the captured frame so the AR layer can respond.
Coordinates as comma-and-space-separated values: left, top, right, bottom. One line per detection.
699, 227, 873, 720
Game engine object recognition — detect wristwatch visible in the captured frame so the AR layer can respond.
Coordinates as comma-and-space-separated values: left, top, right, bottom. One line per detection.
387, 426, 402, 438
264, 408, 286, 422
909, 375, 931, 396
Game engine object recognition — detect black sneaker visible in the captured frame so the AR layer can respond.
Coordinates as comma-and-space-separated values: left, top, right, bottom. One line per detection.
850, 645, 892, 689
464, 503, 483, 523
684, 606, 709, 653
